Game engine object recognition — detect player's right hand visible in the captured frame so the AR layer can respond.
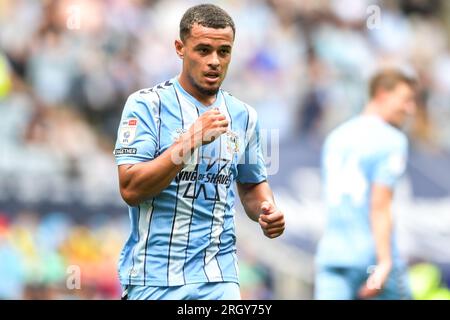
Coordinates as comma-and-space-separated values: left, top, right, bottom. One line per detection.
357, 262, 392, 299
187, 108, 229, 148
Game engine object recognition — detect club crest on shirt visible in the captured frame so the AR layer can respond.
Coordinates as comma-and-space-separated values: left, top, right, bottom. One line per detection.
172, 128, 188, 142
119, 118, 138, 146
226, 131, 239, 154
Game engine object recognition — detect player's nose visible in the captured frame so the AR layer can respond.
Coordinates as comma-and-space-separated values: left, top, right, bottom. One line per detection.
208, 52, 220, 69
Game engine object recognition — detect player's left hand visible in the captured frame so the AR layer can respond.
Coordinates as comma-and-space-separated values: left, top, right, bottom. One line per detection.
258, 201, 285, 239
357, 262, 392, 299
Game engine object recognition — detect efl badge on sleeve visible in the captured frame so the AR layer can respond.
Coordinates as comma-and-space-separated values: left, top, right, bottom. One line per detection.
119, 118, 138, 146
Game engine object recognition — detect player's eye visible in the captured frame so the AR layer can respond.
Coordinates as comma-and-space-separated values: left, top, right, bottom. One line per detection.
219, 49, 231, 56
197, 47, 210, 54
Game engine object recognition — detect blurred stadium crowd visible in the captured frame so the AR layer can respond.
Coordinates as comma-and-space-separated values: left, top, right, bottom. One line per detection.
1, 0, 450, 299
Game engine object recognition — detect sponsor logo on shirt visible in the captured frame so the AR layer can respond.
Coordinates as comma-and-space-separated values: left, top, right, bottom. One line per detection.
114, 148, 137, 155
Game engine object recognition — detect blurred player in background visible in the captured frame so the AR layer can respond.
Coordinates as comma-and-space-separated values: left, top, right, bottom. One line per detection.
113, 4, 285, 300
315, 69, 417, 300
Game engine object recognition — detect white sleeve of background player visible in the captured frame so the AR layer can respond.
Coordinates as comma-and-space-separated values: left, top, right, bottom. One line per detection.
113, 91, 160, 165
236, 105, 267, 184
372, 135, 408, 189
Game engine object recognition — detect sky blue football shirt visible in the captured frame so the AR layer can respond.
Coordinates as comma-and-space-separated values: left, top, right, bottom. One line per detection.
114, 76, 267, 286
317, 115, 408, 268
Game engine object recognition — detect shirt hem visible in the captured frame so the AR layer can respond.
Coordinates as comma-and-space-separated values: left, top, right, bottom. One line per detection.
119, 276, 240, 287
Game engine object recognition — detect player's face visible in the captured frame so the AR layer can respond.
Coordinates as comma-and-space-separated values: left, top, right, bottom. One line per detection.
176, 24, 234, 98
383, 83, 416, 128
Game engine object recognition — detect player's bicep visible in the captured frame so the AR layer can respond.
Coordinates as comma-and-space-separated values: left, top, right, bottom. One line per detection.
118, 164, 134, 188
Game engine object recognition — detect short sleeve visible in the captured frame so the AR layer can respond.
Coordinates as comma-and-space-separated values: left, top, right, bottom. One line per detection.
372, 136, 408, 188
113, 92, 159, 165
236, 107, 267, 184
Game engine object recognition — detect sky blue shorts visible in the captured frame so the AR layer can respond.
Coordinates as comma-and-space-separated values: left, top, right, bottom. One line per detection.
315, 265, 412, 300
123, 282, 241, 300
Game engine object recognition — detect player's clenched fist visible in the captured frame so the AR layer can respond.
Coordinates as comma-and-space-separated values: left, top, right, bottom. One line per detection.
258, 201, 285, 239
188, 108, 229, 149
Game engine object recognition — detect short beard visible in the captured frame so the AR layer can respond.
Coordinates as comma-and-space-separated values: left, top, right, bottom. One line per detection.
189, 74, 219, 97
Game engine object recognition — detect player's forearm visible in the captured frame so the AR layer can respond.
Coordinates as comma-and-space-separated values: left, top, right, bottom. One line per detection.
237, 181, 273, 222
119, 136, 196, 206
371, 208, 393, 267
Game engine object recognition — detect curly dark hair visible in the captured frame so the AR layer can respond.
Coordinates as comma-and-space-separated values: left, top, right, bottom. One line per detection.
179, 4, 235, 42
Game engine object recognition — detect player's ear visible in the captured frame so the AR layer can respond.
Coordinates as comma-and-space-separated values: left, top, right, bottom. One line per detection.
374, 88, 388, 104
175, 39, 185, 59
